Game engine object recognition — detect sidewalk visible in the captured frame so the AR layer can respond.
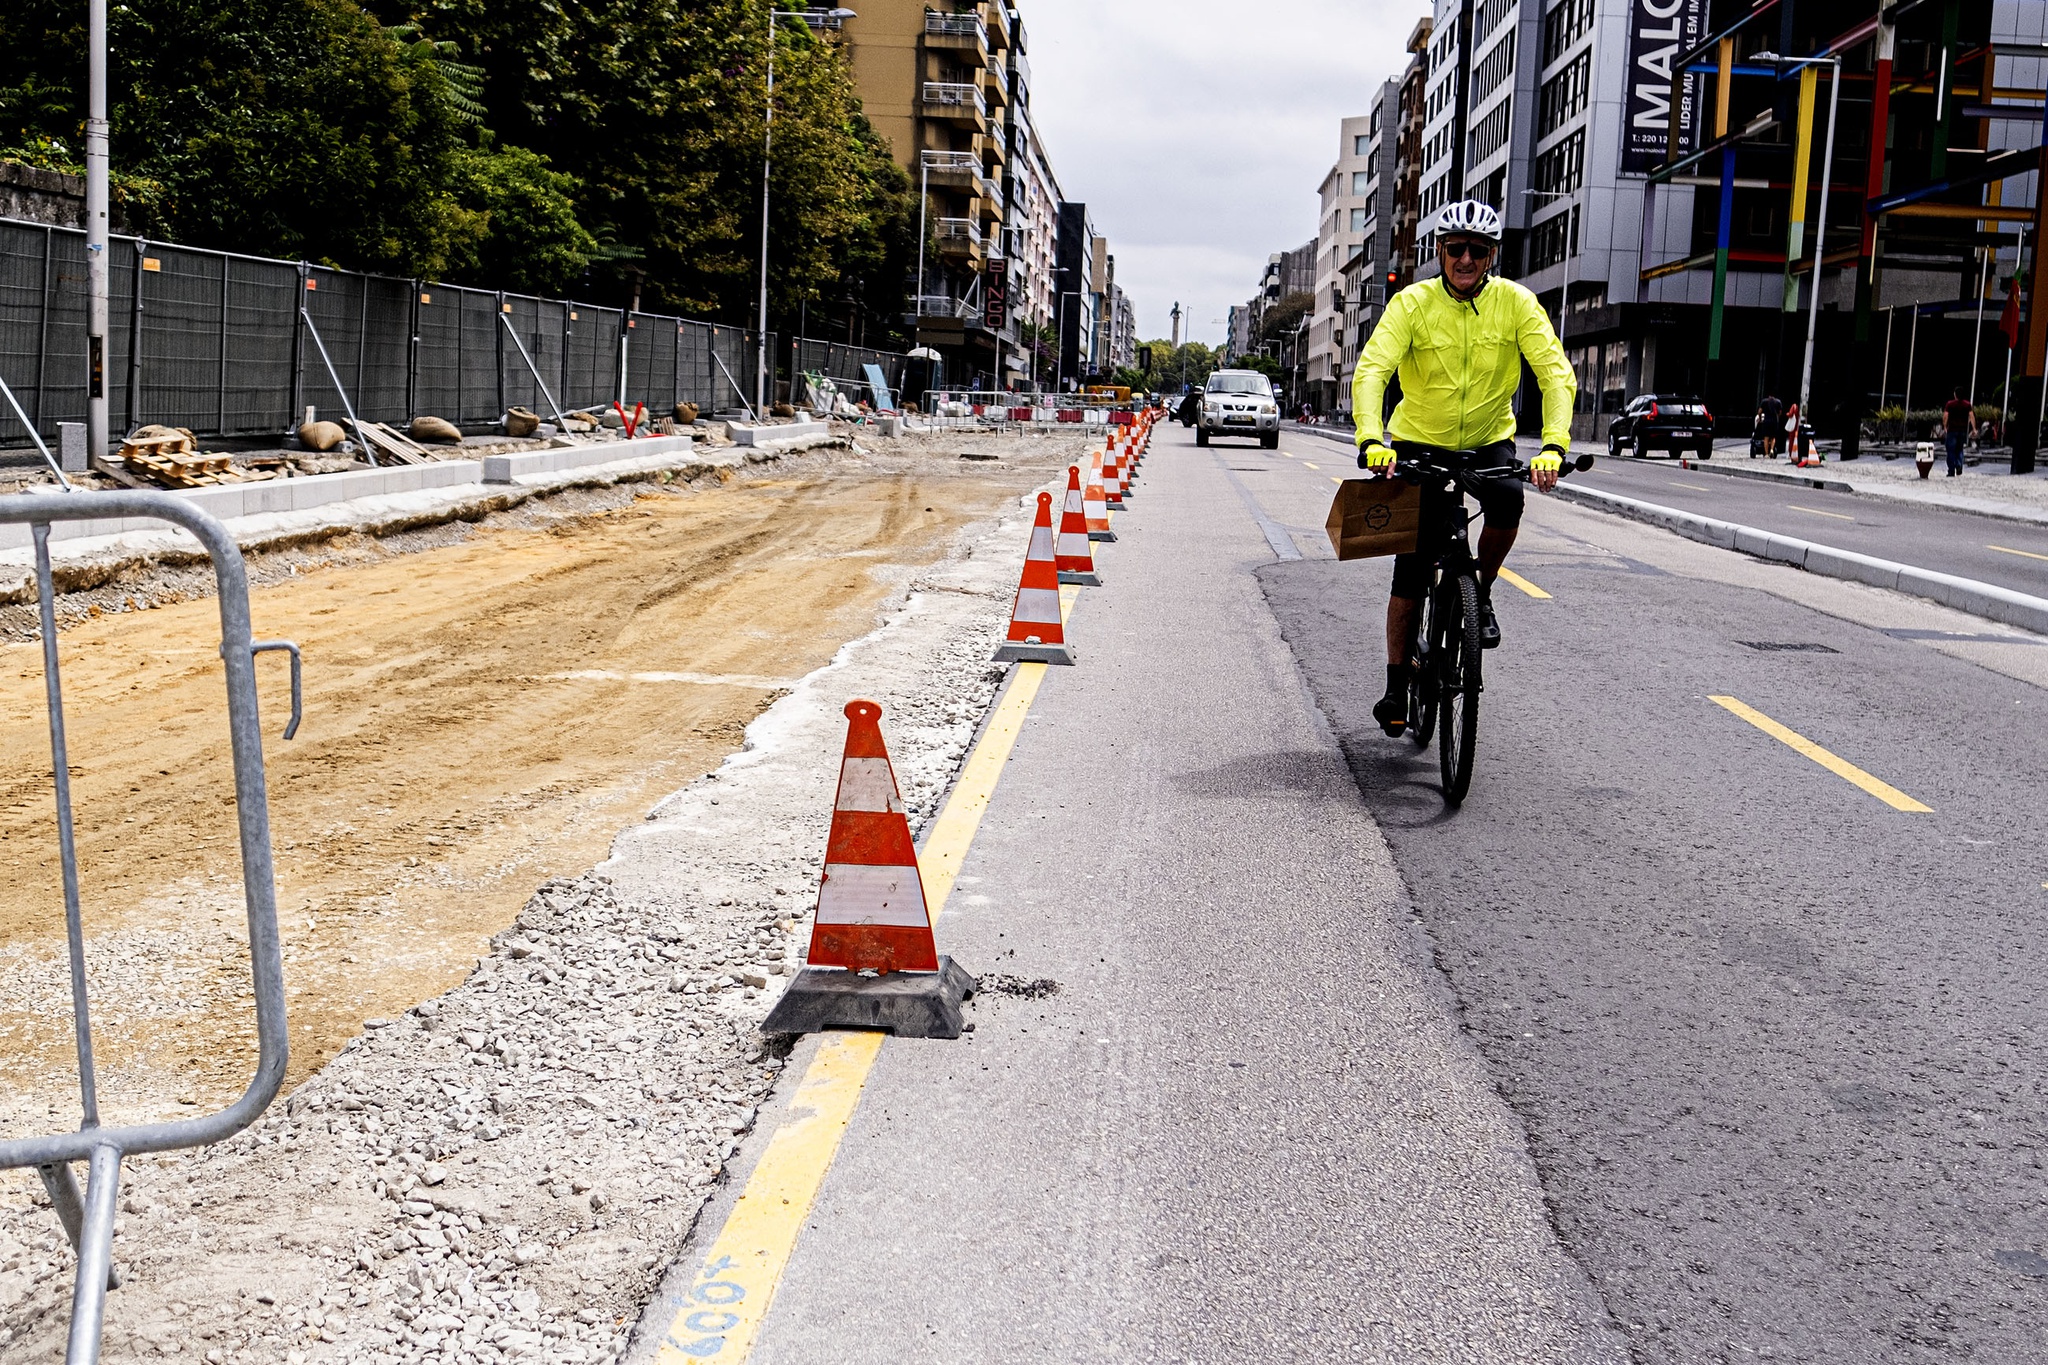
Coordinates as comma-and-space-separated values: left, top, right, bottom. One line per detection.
1691, 438, 2048, 525
644, 429, 1629, 1363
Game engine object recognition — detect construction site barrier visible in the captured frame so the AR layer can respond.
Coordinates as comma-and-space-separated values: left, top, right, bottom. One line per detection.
0, 489, 295, 1365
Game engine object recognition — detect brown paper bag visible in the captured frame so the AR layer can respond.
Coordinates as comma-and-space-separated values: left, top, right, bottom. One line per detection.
1324, 476, 1421, 559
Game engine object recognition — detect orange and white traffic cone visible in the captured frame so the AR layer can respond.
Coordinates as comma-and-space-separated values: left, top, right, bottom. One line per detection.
993, 491, 1074, 664
1102, 446, 1126, 506
760, 699, 976, 1039
1083, 455, 1116, 542
1055, 465, 1101, 586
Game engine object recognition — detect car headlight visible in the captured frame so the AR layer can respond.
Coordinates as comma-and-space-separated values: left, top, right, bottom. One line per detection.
1260, 403, 1276, 415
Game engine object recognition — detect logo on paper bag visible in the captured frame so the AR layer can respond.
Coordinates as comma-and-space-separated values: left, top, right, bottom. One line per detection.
1363, 503, 1392, 531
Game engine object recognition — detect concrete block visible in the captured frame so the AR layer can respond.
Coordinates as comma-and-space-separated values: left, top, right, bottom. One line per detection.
1732, 526, 1771, 558
759, 958, 978, 1040
728, 421, 828, 447
57, 423, 87, 473
481, 436, 693, 484
1760, 534, 1808, 567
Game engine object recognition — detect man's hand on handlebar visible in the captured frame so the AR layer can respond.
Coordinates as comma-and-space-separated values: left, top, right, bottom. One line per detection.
1529, 444, 1566, 492
1358, 440, 1395, 472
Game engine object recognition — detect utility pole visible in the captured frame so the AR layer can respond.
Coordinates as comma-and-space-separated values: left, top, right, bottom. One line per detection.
86, 0, 110, 457
754, 5, 779, 419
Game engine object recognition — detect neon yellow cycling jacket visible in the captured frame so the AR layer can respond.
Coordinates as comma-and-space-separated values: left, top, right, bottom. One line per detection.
1351, 275, 1576, 453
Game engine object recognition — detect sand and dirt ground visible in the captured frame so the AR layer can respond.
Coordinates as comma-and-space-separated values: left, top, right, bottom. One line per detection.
0, 425, 1095, 1363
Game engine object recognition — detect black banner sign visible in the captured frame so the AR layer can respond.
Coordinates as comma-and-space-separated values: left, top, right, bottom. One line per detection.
984, 260, 1008, 332
1621, 0, 1706, 175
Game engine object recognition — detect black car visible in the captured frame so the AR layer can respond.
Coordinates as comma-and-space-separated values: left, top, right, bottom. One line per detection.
1607, 393, 1715, 458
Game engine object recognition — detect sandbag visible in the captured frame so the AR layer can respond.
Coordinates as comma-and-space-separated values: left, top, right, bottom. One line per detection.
297, 420, 347, 452
674, 401, 699, 425
504, 406, 541, 438
410, 415, 463, 444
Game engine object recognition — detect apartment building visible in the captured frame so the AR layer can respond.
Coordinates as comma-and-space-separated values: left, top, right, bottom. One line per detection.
840, 1, 1016, 383
1341, 77, 1405, 403
1007, 101, 1062, 357
1307, 116, 1377, 413
1055, 201, 1099, 386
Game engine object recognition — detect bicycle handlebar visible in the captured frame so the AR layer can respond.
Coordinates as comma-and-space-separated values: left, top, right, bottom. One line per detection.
1388, 448, 1595, 482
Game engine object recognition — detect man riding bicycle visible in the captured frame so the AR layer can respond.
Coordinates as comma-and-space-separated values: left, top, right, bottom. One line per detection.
1352, 199, 1577, 737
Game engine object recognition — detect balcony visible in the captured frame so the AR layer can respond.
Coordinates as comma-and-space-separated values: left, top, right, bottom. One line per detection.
983, 55, 1010, 105
919, 148, 981, 188
913, 294, 983, 324
985, 2, 1012, 51
923, 10, 987, 51
936, 217, 984, 247
922, 81, 987, 123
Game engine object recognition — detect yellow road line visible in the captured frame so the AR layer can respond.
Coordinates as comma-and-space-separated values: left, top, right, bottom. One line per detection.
1787, 504, 1855, 521
1707, 696, 1932, 812
1495, 567, 1551, 600
653, 607, 1067, 1364
1330, 476, 1343, 484
1302, 462, 1320, 470
1988, 543, 2048, 563
1281, 452, 1296, 459
1670, 481, 1714, 490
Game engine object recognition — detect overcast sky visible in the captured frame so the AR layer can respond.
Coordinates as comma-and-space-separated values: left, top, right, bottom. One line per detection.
1021, 0, 1429, 347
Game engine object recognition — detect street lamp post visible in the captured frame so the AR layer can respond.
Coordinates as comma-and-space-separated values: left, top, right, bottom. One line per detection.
756, 6, 857, 419
86, 0, 110, 458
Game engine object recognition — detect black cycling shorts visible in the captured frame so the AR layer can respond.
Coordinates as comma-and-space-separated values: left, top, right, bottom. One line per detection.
1388, 439, 1524, 599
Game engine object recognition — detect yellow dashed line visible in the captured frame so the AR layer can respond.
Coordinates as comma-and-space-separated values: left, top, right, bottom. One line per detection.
1989, 544, 2048, 563
1495, 567, 1551, 599
1708, 695, 1931, 812
1302, 462, 1319, 470
1786, 504, 1855, 521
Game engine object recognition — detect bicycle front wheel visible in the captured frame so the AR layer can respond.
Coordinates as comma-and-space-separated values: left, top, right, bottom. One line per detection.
1438, 572, 1483, 804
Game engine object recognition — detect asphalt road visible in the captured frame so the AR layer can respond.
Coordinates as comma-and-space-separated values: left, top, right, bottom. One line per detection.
1287, 419, 2048, 598
1224, 430, 2048, 1361
647, 421, 2048, 1363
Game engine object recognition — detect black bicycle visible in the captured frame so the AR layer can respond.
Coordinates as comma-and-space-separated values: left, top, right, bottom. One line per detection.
1393, 446, 1593, 805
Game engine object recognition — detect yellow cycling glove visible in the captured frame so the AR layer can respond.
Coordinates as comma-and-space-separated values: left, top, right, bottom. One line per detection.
1358, 441, 1395, 472
1530, 445, 1564, 475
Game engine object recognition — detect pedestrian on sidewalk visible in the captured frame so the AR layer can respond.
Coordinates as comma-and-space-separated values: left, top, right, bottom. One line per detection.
1783, 401, 1800, 461
1942, 387, 1976, 477
1757, 393, 1783, 458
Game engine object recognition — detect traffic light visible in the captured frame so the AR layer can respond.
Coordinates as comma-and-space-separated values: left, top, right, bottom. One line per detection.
1385, 269, 1399, 290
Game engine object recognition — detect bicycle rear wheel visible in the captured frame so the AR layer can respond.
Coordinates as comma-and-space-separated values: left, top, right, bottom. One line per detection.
1437, 572, 1483, 804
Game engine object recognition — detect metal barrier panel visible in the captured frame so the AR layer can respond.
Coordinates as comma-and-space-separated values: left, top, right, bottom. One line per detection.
0, 490, 293, 1365
0, 222, 56, 446
223, 255, 296, 435
0, 216, 893, 446
565, 303, 622, 411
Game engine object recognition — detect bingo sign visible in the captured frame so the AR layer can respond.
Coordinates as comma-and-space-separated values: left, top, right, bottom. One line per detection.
983, 260, 1008, 332
1621, 0, 1706, 175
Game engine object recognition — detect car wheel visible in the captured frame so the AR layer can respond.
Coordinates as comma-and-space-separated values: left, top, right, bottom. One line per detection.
1628, 434, 1641, 459
1697, 443, 1713, 460
1261, 431, 1279, 449
1195, 427, 1210, 447
1608, 430, 1619, 457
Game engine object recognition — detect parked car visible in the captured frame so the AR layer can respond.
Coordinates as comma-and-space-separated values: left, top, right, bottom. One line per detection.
1607, 393, 1715, 458
1176, 389, 1203, 426
1195, 371, 1281, 448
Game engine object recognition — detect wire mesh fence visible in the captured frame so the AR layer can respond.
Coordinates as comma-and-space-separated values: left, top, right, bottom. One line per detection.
0, 216, 870, 450
793, 339, 909, 405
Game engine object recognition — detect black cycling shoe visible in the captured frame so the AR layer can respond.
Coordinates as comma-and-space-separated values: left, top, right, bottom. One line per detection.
1373, 690, 1408, 737
1478, 593, 1502, 649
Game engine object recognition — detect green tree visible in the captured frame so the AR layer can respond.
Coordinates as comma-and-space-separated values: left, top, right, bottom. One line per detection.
1143, 339, 1217, 390
1258, 291, 1315, 345
0, 0, 492, 275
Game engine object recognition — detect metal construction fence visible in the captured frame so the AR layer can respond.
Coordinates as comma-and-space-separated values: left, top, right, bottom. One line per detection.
792, 338, 908, 404
0, 216, 831, 449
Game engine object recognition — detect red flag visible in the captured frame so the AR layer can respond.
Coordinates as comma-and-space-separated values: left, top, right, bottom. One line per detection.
2000, 278, 2022, 349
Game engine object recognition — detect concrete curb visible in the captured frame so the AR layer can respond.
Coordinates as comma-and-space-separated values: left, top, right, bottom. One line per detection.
1668, 457, 1853, 492
1556, 482, 2048, 636
1673, 451, 2048, 530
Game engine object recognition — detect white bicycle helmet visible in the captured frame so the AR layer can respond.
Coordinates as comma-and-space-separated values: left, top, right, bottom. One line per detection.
1435, 198, 1504, 242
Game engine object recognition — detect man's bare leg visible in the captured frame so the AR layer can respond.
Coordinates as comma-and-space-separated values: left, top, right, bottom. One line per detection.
1477, 525, 1517, 584
1385, 594, 1421, 664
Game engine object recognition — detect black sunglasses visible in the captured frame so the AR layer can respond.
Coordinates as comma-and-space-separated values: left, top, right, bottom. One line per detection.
1441, 240, 1495, 261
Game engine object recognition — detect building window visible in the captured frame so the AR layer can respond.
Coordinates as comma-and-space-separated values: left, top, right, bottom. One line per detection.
1356, 132, 1372, 154
1350, 207, 1369, 231
1537, 51, 1590, 137
1352, 171, 1371, 194
1528, 205, 1579, 272
1470, 97, 1513, 165
1472, 31, 1515, 106
1473, 0, 1516, 44
1531, 128, 1585, 196
1541, 0, 1594, 68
